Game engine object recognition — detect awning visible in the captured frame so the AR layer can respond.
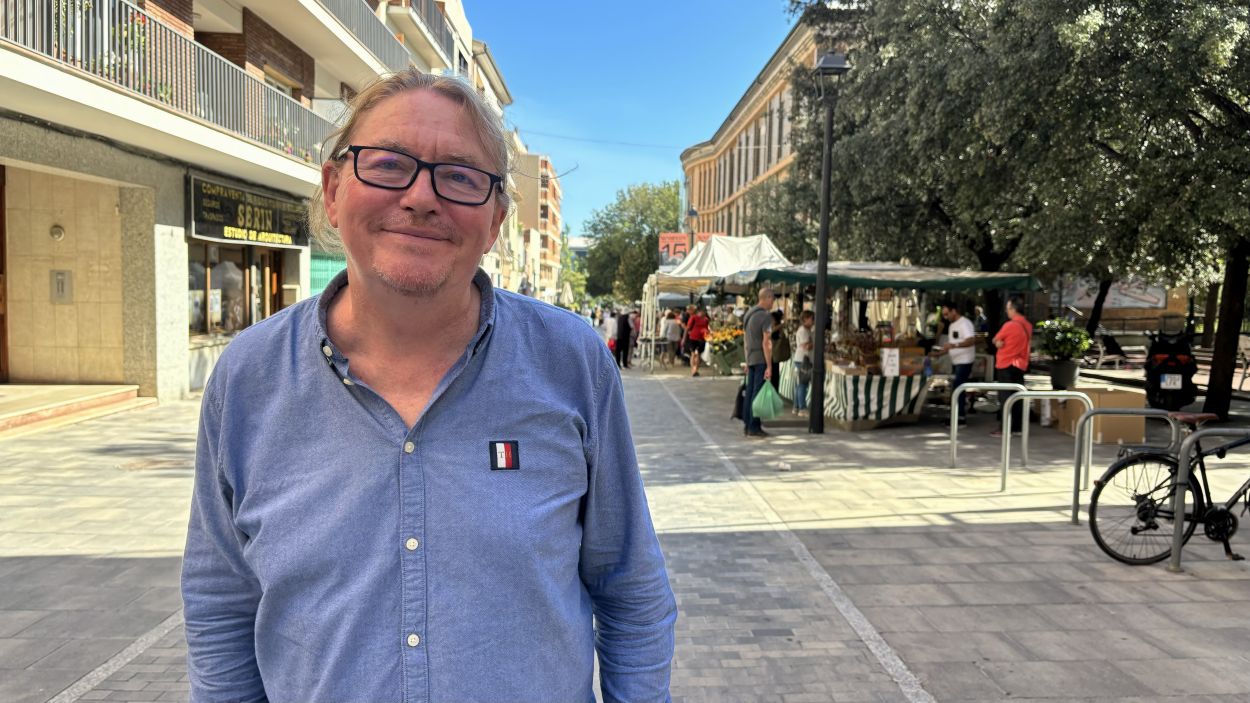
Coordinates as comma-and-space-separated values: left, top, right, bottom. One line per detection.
728, 261, 1042, 292
655, 234, 792, 293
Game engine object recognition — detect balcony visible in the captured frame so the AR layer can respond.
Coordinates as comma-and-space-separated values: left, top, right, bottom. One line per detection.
0, 0, 334, 166
318, 0, 409, 72
386, 0, 453, 70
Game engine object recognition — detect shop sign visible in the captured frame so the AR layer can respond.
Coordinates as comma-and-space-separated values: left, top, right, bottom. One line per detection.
658, 232, 691, 272
189, 176, 309, 249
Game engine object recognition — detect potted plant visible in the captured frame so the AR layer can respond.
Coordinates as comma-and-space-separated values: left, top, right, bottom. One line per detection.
1037, 318, 1092, 390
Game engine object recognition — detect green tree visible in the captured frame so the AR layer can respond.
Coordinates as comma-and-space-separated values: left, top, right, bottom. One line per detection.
787, 0, 1245, 363
584, 181, 681, 301
558, 224, 587, 307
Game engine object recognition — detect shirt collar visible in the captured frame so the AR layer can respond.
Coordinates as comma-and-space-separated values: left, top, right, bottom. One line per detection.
315, 268, 497, 360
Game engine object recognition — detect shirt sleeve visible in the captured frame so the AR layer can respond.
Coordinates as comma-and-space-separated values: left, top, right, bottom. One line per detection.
581, 361, 678, 703
182, 376, 268, 703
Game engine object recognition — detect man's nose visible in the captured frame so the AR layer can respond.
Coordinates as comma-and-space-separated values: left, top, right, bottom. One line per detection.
398, 166, 440, 210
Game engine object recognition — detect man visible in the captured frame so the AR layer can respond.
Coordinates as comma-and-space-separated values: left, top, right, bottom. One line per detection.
182, 69, 676, 703
741, 289, 775, 437
685, 306, 710, 377
991, 295, 1034, 437
793, 310, 815, 416
933, 301, 977, 425
615, 307, 633, 369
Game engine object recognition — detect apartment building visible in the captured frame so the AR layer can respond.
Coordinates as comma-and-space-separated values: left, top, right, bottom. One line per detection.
515, 152, 563, 304
680, 22, 816, 238
0, 0, 504, 398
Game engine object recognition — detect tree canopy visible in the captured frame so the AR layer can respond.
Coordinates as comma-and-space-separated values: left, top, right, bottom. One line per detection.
584, 181, 681, 301
785, 0, 1248, 414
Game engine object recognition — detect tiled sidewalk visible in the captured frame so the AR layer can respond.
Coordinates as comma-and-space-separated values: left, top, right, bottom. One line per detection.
4, 373, 1250, 701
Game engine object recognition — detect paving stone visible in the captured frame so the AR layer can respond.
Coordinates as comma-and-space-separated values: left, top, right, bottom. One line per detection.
5, 374, 1250, 701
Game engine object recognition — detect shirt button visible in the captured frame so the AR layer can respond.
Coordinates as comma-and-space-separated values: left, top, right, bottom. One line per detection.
342, 378, 353, 386
403, 441, 415, 454
405, 537, 419, 550
407, 633, 421, 647
321, 345, 333, 357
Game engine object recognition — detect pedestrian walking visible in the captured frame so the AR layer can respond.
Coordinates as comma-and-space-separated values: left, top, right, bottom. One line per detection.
615, 308, 634, 369
742, 289, 775, 437
685, 306, 710, 377
662, 310, 684, 367
793, 309, 814, 416
933, 300, 976, 425
991, 295, 1033, 437
181, 69, 675, 703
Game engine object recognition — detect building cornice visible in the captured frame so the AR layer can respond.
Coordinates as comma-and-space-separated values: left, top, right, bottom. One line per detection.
679, 21, 815, 166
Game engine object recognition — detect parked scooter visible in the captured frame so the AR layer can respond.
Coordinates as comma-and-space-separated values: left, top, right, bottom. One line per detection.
1143, 319, 1198, 410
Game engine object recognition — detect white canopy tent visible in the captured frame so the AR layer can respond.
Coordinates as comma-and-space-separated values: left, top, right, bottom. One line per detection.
654, 234, 793, 294
641, 235, 793, 370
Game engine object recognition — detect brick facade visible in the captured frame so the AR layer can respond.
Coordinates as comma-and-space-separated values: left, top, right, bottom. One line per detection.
141, 0, 194, 38
195, 10, 315, 106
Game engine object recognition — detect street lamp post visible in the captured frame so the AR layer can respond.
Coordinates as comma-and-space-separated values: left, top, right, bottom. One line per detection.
809, 52, 851, 435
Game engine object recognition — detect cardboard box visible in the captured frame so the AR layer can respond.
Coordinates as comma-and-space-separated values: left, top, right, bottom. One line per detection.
1051, 384, 1146, 444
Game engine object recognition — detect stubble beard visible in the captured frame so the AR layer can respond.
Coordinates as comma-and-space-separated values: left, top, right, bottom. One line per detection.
373, 261, 450, 298
370, 216, 456, 298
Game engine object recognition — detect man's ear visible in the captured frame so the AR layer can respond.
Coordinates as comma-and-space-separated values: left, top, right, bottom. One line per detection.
322, 162, 343, 229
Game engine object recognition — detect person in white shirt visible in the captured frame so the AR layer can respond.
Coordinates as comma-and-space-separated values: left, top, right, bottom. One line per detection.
933, 301, 977, 424
792, 310, 815, 415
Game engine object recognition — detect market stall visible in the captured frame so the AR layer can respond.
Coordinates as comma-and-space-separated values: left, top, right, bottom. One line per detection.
643, 235, 792, 372
741, 261, 1042, 428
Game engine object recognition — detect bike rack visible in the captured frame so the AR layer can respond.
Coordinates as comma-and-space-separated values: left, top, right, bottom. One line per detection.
949, 382, 1027, 468
1002, 391, 1092, 492
1069, 409, 1183, 524
1167, 427, 1250, 573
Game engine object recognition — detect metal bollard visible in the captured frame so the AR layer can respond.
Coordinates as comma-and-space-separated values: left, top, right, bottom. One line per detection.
1002, 391, 1092, 492
1167, 428, 1250, 573
1070, 410, 1181, 524
949, 382, 1027, 468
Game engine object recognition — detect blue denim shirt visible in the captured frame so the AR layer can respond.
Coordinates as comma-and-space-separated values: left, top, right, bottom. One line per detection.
182, 270, 676, 703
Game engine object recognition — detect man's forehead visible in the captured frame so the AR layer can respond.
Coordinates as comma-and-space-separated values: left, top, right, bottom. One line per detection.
352, 92, 489, 167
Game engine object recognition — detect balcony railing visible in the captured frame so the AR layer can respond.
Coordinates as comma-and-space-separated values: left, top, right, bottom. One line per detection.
1, 0, 334, 164
391, 0, 453, 63
318, 0, 408, 72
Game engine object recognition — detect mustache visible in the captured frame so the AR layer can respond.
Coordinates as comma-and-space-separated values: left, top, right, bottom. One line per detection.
377, 216, 454, 238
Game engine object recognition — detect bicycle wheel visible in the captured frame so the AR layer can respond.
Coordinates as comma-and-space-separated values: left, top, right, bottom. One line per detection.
1089, 453, 1202, 565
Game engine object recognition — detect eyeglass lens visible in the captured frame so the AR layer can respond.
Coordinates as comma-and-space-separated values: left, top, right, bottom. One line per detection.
354, 148, 494, 202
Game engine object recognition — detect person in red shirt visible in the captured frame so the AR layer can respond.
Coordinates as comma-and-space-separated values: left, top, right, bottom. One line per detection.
685, 307, 711, 377
991, 296, 1033, 437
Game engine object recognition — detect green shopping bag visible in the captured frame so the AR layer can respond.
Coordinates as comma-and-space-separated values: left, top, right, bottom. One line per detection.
751, 381, 785, 420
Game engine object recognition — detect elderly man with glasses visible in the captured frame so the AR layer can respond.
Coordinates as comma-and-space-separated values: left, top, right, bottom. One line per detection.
181, 69, 676, 703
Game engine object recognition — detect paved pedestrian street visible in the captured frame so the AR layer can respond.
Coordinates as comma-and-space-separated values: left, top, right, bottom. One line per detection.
3, 374, 1250, 702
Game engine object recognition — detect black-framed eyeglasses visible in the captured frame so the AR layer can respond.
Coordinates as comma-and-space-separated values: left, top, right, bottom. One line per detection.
335, 145, 503, 206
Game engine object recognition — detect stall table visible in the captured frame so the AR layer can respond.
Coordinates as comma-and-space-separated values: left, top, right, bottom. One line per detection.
822, 362, 929, 431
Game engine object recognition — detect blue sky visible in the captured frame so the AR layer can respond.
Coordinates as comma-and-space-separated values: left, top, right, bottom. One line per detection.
467, 1, 797, 235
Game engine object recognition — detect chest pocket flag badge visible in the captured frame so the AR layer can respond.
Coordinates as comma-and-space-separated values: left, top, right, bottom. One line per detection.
490, 441, 520, 471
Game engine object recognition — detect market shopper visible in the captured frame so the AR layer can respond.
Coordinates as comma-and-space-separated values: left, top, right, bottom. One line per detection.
934, 300, 977, 424
742, 288, 776, 437
793, 310, 815, 416
685, 306, 710, 377
991, 295, 1033, 437
662, 309, 684, 367
615, 308, 634, 368
181, 69, 676, 703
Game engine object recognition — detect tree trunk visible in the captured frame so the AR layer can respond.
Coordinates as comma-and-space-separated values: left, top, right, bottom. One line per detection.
1201, 282, 1221, 348
1085, 278, 1114, 335
1202, 238, 1250, 420
984, 289, 1004, 341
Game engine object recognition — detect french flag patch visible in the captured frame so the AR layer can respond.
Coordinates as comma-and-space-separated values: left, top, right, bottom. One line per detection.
489, 441, 520, 471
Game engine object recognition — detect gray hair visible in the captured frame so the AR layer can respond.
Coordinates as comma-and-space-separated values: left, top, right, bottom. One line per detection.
307, 69, 513, 252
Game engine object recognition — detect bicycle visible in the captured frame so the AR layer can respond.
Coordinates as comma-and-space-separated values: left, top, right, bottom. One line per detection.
1089, 412, 1250, 565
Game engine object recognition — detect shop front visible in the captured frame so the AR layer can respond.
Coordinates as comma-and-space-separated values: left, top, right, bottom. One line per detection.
187, 175, 309, 389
